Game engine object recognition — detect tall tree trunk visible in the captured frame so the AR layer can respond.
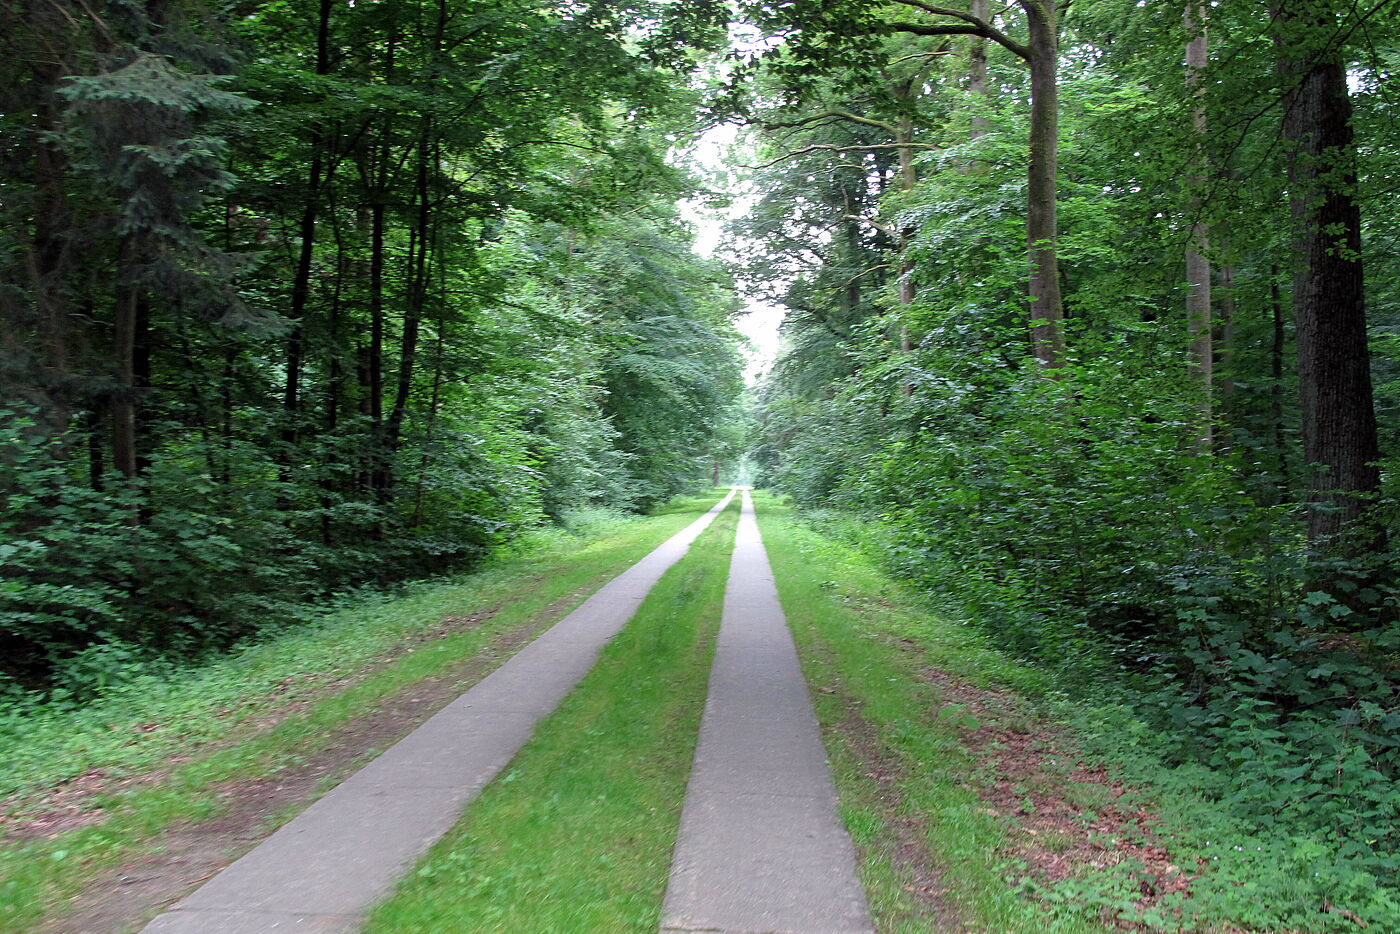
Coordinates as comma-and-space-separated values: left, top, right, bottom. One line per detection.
281, 0, 335, 452
1184, 0, 1212, 452
1269, 266, 1291, 499
1021, 0, 1064, 369
384, 126, 433, 477
1217, 262, 1236, 404
895, 111, 916, 386
1274, 0, 1383, 556
87, 408, 105, 491
133, 292, 152, 475
365, 27, 397, 503
111, 239, 141, 480
412, 254, 449, 529
367, 197, 388, 499
30, 62, 73, 432
968, 0, 990, 140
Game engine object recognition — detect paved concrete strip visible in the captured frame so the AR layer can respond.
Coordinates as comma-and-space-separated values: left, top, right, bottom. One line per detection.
142, 489, 737, 934
660, 491, 874, 934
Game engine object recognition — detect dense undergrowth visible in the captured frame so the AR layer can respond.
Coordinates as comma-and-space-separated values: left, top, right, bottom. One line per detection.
788, 498, 1399, 932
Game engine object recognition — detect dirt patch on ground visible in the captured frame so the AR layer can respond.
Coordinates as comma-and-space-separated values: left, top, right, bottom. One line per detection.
835, 707, 967, 932
802, 628, 965, 932
34, 602, 564, 934
1, 608, 501, 845
921, 667, 1195, 931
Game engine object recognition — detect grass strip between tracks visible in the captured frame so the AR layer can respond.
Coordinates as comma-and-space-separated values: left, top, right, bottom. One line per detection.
363, 495, 740, 933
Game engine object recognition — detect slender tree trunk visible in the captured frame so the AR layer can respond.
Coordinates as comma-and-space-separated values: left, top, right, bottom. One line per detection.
220, 347, 234, 487
895, 112, 916, 385
1217, 262, 1236, 403
1274, 0, 1383, 556
968, 0, 990, 140
367, 196, 388, 499
30, 62, 72, 432
1269, 266, 1291, 498
1184, 0, 1212, 452
385, 127, 433, 480
386, 4, 446, 501
281, 0, 335, 452
366, 26, 397, 503
1021, 0, 1064, 369
412, 255, 449, 529
111, 240, 141, 480
87, 407, 105, 491
133, 292, 152, 475
327, 206, 346, 438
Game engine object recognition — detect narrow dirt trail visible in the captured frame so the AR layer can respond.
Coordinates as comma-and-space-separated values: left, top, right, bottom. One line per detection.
660, 490, 873, 934
140, 490, 736, 934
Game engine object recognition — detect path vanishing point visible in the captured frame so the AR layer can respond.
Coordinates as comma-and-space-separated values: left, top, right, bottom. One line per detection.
141, 488, 874, 934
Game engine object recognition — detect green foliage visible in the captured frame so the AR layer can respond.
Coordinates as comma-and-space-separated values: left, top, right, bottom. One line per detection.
0, 0, 744, 694
742, 2, 1400, 928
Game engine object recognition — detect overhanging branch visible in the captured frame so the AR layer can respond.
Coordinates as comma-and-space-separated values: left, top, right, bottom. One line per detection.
886, 0, 1031, 61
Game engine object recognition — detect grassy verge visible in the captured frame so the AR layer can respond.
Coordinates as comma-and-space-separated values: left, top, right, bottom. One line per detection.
0, 491, 729, 934
753, 492, 1106, 934
363, 495, 740, 933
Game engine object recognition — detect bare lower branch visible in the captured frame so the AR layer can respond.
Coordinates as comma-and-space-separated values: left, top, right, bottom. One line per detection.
757, 109, 900, 134
844, 214, 899, 239
886, 1, 1031, 60
748, 141, 941, 169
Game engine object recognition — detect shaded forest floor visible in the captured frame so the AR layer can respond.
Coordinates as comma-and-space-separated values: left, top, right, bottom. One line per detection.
0, 492, 1336, 933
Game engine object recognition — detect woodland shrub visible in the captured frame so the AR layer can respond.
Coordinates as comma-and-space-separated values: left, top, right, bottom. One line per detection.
763, 352, 1400, 925
0, 405, 581, 698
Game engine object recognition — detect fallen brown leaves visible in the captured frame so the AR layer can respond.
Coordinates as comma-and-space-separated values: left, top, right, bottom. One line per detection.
922, 666, 1200, 931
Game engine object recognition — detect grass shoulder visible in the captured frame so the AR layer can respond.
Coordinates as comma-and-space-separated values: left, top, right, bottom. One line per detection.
755, 491, 1121, 934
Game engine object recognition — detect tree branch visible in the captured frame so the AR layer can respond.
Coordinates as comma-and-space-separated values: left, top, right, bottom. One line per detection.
844, 214, 899, 239
886, 0, 1032, 61
749, 141, 941, 169
758, 109, 901, 134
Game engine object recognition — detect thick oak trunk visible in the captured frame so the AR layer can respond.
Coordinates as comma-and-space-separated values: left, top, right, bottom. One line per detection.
1275, 0, 1383, 553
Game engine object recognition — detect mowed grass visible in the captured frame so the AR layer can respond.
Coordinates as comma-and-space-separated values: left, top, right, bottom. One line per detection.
363, 495, 740, 933
0, 492, 729, 934
753, 492, 1107, 934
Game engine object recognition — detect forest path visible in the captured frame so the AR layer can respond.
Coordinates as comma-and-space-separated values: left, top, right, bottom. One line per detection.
659, 490, 874, 934
139, 490, 737, 934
